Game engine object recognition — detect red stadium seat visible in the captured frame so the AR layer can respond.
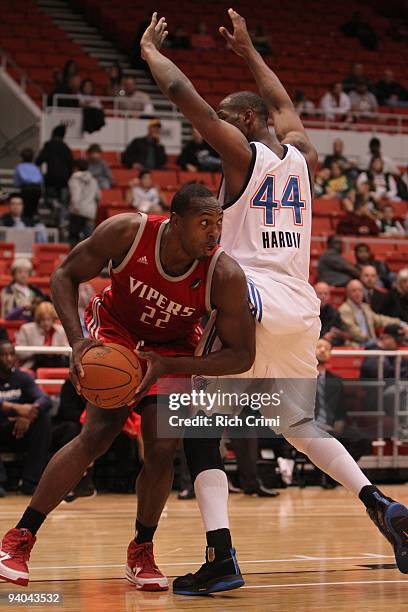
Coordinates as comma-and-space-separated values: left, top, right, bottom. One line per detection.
32, 243, 70, 276
150, 171, 178, 190
112, 168, 136, 187
0, 243, 15, 275
36, 368, 70, 395
178, 171, 214, 189
311, 217, 332, 235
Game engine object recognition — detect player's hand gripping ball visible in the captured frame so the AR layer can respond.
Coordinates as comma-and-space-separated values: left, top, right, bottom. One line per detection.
80, 343, 143, 409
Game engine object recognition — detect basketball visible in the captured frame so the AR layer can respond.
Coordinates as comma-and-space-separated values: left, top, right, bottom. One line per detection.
80, 343, 143, 409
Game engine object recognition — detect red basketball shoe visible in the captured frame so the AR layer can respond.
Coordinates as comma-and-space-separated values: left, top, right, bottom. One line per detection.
125, 540, 168, 590
0, 528, 36, 586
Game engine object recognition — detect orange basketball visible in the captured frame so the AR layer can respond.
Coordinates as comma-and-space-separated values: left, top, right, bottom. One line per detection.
80, 343, 143, 409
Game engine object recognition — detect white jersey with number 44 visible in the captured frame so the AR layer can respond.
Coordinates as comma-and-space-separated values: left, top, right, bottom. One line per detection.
219, 141, 320, 335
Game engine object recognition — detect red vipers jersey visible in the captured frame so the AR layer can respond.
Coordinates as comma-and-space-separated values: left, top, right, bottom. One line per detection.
87, 213, 223, 344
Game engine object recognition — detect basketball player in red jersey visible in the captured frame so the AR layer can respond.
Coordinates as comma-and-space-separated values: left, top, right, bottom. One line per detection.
0, 183, 255, 590
139, 10, 408, 595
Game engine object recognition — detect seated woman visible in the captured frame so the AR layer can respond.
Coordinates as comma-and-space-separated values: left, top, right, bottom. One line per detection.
1, 258, 46, 320
357, 156, 398, 205
16, 302, 69, 370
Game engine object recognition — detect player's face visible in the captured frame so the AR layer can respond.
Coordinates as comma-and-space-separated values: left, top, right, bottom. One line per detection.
178, 199, 223, 260
217, 100, 249, 138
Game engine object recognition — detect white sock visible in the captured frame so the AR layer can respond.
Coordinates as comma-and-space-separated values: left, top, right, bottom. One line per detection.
286, 423, 371, 496
194, 469, 229, 532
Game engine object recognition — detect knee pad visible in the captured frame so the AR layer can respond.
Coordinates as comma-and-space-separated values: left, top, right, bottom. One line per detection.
183, 436, 224, 482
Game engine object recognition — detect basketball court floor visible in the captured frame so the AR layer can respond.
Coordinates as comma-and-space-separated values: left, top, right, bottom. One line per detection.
0, 485, 407, 610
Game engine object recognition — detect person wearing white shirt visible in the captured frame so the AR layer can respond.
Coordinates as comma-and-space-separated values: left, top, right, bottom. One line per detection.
320, 83, 351, 120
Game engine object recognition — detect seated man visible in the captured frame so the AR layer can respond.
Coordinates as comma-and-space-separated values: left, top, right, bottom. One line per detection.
121, 119, 167, 169
314, 281, 350, 346
0, 341, 52, 495
359, 265, 389, 314
317, 235, 360, 287
315, 338, 372, 487
339, 280, 405, 346
354, 242, 394, 290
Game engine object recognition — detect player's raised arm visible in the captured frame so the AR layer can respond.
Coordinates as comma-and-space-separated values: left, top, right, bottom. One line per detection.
220, 9, 318, 174
140, 13, 252, 184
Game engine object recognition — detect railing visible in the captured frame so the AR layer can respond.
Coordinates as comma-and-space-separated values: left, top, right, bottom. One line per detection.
44, 94, 181, 121
0, 48, 44, 98
300, 108, 408, 135
311, 235, 408, 257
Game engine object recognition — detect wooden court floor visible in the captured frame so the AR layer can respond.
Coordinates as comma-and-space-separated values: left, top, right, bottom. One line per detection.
1, 485, 408, 611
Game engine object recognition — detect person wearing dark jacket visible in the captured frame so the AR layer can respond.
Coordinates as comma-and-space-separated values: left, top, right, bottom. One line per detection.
177, 128, 221, 171
359, 265, 389, 314
36, 125, 74, 203
314, 282, 349, 345
0, 342, 52, 495
317, 235, 360, 287
121, 119, 167, 169
384, 268, 408, 322
1, 193, 34, 228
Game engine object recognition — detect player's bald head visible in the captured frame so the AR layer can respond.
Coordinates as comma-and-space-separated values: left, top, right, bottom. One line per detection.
170, 182, 220, 217
218, 91, 269, 123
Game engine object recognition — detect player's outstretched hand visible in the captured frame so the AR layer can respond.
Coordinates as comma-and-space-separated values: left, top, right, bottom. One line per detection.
131, 350, 167, 404
70, 338, 103, 395
219, 8, 254, 58
140, 12, 168, 60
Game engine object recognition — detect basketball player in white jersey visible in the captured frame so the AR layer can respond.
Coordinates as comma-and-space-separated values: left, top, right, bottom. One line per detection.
141, 10, 408, 595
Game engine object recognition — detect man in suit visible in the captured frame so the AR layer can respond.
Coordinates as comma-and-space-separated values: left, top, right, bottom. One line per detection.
121, 119, 167, 169
359, 265, 389, 314
316, 338, 371, 487
314, 281, 349, 346
339, 280, 406, 346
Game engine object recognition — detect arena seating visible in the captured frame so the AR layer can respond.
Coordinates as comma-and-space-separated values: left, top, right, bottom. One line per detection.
70, 0, 408, 109
0, 0, 107, 104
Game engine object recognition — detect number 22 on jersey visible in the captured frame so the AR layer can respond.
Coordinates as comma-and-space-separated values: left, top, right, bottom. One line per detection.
250, 175, 306, 227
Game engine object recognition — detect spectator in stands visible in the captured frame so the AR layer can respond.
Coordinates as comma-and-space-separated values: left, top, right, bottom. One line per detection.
105, 61, 123, 97
317, 235, 360, 287
0, 326, 8, 343
86, 144, 112, 189
314, 167, 331, 197
337, 196, 380, 236
360, 265, 389, 314
357, 157, 398, 204
79, 78, 102, 109
339, 280, 404, 346
343, 62, 372, 93
47, 68, 64, 107
1, 193, 33, 229
341, 11, 378, 51
16, 302, 69, 370
36, 125, 74, 208
58, 73, 81, 108
126, 170, 167, 213
314, 281, 349, 345
192, 21, 215, 50
323, 139, 351, 172
0, 341, 52, 495
166, 24, 191, 49
13, 149, 43, 219
1, 259, 46, 320
116, 77, 154, 116
315, 338, 371, 488
377, 204, 405, 236
62, 60, 80, 89
68, 159, 100, 246
350, 81, 378, 116
361, 137, 398, 175
320, 82, 351, 121
121, 119, 167, 170
177, 128, 222, 172
293, 90, 315, 117
376, 69, 408, 107
323, 161, 355, 212
354, 242, 394, 290
250, 24, 273, 56
384, 268, 408, 322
